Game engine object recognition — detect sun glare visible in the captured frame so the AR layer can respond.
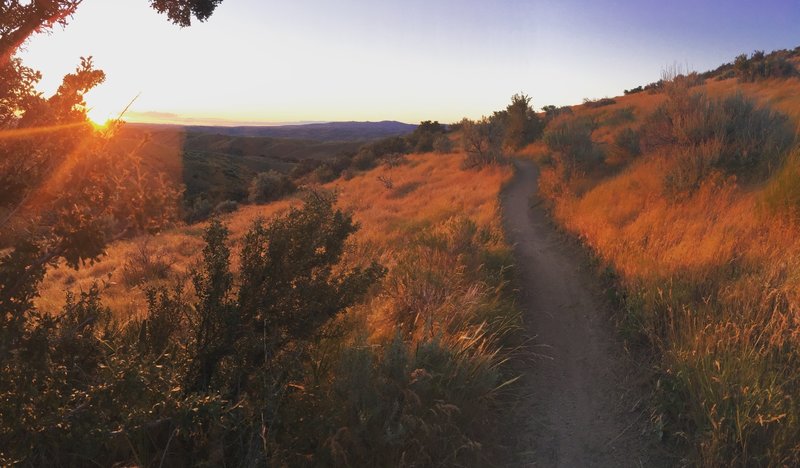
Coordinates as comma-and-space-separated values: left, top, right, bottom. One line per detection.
86, 106, 113, 129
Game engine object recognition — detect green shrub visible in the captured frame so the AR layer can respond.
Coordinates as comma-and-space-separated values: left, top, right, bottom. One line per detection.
500, 93, 543, 150
311, 164, 336, 183
543, 115, 603, 172
582, 97, 616, 108
460, 117, 505, 168
734, 50, 797, 82
433, 134, 454, 153
663, 138, 723, 196
642, 87, 795, 189
352, 148, 377, 170
612, 127, 641, 158
247, 170, 295, 203
184, 196, 213, 223
408, 120, 446, 153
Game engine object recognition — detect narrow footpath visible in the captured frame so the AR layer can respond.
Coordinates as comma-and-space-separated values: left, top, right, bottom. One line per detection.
502, 160, 665, 467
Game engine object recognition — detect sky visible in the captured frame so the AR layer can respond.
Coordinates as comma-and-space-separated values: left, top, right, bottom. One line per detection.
17, 0, 800, 125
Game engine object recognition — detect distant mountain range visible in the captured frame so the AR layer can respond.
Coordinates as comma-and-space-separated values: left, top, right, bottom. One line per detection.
128, 121, 418, 142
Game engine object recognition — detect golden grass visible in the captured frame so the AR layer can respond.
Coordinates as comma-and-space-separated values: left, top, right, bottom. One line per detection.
36, 201, 293, 317
539, 74, 800, 464
37, 153, 513, 325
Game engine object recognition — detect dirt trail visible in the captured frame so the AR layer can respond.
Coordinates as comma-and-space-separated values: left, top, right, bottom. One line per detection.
502, 160, 664, 467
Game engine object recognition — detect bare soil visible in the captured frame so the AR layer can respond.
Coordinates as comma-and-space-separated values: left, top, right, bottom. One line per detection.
501, 160, 669, 467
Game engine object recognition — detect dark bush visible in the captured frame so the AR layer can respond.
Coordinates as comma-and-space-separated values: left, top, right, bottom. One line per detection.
214, 199, 239, 214
184, 196, 213, 223
734, 49, 797, 82
370, 136, 409, 158
311, 164, 336, 183
351, 148, 377, 170
433, 134, 454, 153
542, 104, 574, 125
582, 97, 616, 109
460, 117, 505, 168
500, 93, 543, 150
290, 158, 321, 179
248, 170, 295, 203
408, 120, 446, 153
543, 115, 603, 172
612, 127, 642, 159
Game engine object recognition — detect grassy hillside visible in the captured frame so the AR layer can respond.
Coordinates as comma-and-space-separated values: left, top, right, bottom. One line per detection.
534, 50, 800, 465
27, 151, 519, 465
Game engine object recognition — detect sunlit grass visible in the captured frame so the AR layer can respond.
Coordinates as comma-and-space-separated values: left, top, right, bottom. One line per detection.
537, 73, 800, 465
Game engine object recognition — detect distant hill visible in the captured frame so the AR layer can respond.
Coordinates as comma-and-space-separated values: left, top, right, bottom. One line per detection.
115, 121, 418, 205
174, 121, 417, 141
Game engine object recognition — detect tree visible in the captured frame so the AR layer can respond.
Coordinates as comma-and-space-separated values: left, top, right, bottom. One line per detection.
502, 93, 543, 150
1, 0, 226, 64
460, 116, 504, 168
248, 170, 295, 203
407, 120, 446, 153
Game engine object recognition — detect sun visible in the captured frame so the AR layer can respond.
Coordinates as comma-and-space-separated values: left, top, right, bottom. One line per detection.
84, 87, 135, 130
86, 105, 114, 129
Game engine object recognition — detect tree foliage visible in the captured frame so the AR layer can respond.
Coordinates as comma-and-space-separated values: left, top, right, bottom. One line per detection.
500, 93, 543, 150
460, 116, 505, 168
247, 170, 295, 203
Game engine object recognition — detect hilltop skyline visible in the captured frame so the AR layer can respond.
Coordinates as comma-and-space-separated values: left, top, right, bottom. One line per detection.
17, 0, 800, 125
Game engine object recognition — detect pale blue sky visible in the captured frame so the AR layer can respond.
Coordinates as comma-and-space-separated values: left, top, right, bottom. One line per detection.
18, 0, 800, 124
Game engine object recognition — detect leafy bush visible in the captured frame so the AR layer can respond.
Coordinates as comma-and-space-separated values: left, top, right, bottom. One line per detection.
582, 97, 616, 108
407, 120, 446, 153
662, 138, 723, 195
433, 134, 454, 153
612, 127, 641, 159
352, 147, 377, 170
214, 199, 238, 214
543, 115, 603, 173
184, 196, 213, 223
499, 93, 543, 150
734, 50, 797, 82
624, 85, 644, 95
311, 164, 336, 183
0, 193, 386, 466
460, 117, 505, 168
642, 86, 795, 187
247, 170, 295, 203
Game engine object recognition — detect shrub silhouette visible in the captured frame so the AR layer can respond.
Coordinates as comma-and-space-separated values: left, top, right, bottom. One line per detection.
642, 85, 795, 188
734, 50, 797, 82
501, 93, 543, 150
214, 199, 238, 214
433, 134, 454, 153
461, 117, 505, 168
543, 114, 603, 174
248, 170, 295, 203
408, 120, 446, 153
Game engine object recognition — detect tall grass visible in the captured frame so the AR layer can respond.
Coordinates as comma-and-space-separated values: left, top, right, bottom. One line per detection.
539, 73, 800, 465
23, 153, 520, 465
